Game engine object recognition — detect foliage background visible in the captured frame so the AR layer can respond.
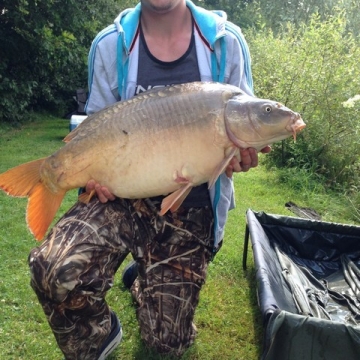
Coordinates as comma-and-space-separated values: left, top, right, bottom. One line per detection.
1, 0, 360, 358
2, 0, 359, 122
0, 0, 137, 123
248, 12, 360, 191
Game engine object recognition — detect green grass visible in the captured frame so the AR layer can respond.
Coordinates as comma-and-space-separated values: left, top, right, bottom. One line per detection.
0, 115, 358, 359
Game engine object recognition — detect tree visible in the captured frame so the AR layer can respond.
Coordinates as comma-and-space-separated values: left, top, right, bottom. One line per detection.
192, 0, 255, 28
195, 0, 360, 35
0, 0, 137, 124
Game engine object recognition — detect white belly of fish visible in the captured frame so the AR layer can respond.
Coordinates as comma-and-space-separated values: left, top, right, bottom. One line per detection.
91, 125, 228, 198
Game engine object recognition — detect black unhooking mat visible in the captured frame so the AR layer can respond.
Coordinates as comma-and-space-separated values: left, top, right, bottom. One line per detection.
243, 209, 360, 360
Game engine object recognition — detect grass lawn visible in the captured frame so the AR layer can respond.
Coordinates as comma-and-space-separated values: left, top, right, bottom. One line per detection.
0, 116, 358, 359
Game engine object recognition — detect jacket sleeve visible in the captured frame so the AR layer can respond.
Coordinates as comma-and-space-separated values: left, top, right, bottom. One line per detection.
85, 27, 120, 115
223, 23, 254, 96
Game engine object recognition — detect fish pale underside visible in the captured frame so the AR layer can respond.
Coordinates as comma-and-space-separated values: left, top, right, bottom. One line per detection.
0, 82, 306, 240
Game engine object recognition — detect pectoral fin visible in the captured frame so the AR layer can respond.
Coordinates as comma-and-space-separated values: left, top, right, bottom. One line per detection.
78, 189, 96, 204
208, 147, 238, 189
160, 183, 193, 215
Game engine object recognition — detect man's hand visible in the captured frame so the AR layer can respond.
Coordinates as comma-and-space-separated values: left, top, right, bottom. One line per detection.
85, 179, 116, 203
225, 146, 271, 177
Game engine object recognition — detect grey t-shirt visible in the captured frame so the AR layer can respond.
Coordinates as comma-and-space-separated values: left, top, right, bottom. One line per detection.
135, 20, 211, 208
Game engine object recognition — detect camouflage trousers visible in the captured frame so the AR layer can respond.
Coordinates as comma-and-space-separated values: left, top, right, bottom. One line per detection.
28, 197, 215, 359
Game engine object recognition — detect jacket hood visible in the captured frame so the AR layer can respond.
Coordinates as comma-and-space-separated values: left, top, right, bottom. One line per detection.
113, 0, 227, 53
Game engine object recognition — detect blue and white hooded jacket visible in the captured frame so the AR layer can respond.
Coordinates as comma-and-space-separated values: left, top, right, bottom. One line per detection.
85, 0, 254, 251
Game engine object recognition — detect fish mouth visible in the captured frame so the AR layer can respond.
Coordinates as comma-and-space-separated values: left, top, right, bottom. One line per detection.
287, 114, 306, 141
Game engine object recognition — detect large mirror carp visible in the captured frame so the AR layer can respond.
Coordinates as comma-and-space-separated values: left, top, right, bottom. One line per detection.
0, 82, 305, 240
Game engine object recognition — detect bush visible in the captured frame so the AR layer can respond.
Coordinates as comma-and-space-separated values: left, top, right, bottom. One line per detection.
246, 11, 360, 190
0, 0, 137, 124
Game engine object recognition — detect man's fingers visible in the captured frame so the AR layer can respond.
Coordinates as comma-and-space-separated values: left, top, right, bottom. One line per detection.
85, 179, 96, 193
226, 146, 271, 176
100, 186, 116, 201
260, 145, 271, 154
225, 166, 233, 178
94, 184, 116, 203
85, 180, 116, 203
225, 157, 242, 177
94, 184, 106, 203
240, 148, 258, 171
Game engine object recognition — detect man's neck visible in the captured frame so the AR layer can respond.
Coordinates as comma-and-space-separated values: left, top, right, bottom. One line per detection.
141, 2, 192, 62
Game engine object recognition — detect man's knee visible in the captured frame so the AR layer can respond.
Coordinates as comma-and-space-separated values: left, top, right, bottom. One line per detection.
28, 244, 93, 304
28, 246, 69, 302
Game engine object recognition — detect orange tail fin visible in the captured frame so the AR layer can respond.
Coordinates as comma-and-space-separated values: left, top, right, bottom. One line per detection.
0, 159, 66, 241
0, 159, 45, 197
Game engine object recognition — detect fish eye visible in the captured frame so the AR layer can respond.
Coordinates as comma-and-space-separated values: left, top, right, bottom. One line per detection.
265, 106, 272, 113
